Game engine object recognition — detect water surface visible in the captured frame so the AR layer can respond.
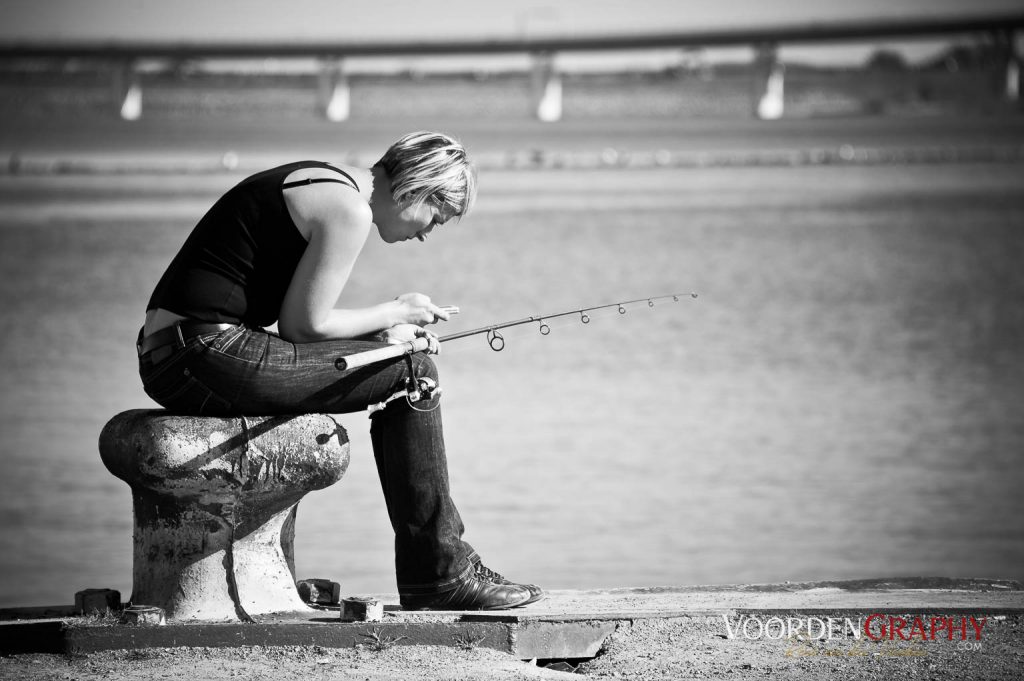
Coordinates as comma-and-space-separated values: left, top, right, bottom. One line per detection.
0, 125, 1022, 606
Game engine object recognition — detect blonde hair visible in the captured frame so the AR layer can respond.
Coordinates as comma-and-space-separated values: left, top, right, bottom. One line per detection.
375, 131, 477, 220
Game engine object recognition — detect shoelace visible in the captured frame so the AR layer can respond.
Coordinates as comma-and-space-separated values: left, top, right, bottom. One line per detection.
474, 562, 507, 584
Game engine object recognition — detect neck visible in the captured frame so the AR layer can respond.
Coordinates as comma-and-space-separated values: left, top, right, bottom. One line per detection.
369, 165, 389, 204
369, 165, 396, 228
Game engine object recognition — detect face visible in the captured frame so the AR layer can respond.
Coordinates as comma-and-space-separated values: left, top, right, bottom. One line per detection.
375, 196, 453, 244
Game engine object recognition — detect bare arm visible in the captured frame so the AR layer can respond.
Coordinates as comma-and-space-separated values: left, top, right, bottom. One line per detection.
278, 187, 392, 342
277, 186, 448, 343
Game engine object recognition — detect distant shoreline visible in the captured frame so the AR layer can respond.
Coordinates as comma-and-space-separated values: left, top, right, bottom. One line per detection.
1, 66, 1018, 123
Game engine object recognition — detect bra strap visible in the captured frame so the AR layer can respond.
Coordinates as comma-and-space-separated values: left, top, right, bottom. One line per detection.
281, 176, 358, 191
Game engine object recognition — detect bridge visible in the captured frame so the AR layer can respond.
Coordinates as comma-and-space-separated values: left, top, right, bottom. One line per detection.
2, 12, 1022, 121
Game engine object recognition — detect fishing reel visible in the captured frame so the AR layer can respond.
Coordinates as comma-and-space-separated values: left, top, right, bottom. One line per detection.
407, 375, 441, 404
367, 376, 441, 415
367, 355, 442, 416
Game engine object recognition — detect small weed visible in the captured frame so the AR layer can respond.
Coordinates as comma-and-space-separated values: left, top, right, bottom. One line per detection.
357, 628, 408, 652
452, 632, 488, 651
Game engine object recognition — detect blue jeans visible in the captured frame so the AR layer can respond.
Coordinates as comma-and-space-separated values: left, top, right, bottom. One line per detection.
138, 324, 476, 593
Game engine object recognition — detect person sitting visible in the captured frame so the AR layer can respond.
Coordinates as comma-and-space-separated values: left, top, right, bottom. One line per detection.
137, 131, 542, 610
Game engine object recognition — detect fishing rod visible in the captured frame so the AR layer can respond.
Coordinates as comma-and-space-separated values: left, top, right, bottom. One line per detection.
334, 293, 697, 372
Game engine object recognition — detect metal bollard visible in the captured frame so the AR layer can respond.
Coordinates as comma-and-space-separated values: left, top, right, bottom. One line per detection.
340, 597, 383, 622
297, 579, 341, 606
119, 605, 166, 626
74, 588, 121, 615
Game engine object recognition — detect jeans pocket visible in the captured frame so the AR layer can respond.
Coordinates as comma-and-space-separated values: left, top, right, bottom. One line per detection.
202, 326, 269, 365
139, 332, 222, 381
143, 366, 233, 415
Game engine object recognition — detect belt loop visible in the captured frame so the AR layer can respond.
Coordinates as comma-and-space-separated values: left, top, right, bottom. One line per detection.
174, 322, 186, 349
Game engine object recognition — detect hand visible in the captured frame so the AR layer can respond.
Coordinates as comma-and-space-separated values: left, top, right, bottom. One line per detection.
382, 324, 440, 354
394, 292, 449, 326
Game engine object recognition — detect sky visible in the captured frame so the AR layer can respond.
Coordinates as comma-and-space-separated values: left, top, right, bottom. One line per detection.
1, 0, 1021, 70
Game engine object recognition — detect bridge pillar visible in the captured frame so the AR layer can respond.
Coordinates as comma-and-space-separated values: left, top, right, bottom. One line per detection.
752, 43, 784, 120
1004, 30, 1022, 101
113, 61, 142, 121
318, 58, 350, 122
530, 52, 562, 122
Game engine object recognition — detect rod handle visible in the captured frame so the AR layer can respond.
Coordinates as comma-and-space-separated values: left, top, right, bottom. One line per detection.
335, 337, 430, 371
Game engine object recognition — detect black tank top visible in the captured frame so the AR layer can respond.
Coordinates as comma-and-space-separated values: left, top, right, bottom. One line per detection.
147, 161, 359, 327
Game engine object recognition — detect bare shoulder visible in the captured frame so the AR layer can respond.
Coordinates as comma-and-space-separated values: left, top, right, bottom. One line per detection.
282, 166, 372, 240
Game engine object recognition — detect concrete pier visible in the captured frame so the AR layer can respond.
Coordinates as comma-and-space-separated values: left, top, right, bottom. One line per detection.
2, 577, 1020, 660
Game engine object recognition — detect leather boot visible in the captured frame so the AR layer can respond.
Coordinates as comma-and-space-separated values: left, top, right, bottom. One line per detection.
400, 572, 533, 611
474, 560, 545, 606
